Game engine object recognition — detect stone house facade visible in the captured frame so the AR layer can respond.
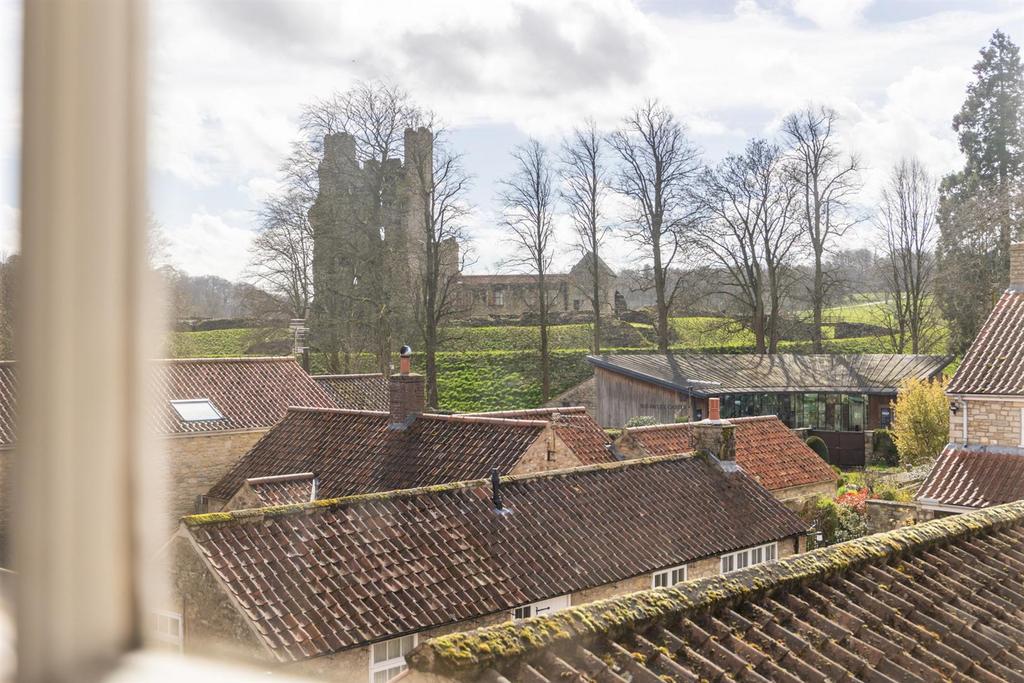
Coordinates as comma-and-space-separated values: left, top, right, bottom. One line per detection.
918, 242, 1024, 518
164, 444, 807, 682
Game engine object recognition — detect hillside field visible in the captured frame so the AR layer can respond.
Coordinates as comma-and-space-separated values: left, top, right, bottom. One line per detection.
166, 306, 951, 412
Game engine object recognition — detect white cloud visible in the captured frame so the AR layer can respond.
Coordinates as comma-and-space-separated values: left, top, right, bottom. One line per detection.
790, 0, 874, 30
164, 212, 255, 280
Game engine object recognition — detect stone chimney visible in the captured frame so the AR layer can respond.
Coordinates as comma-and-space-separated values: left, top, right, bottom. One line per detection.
690, 398, 736, 464
1011, 242, 1024, 290
389, 345, 425, 429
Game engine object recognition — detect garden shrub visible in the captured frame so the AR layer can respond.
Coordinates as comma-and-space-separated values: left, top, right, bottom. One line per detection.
871, 428, 900, 467
625, 415, 658, 428
805, 435, 829, 461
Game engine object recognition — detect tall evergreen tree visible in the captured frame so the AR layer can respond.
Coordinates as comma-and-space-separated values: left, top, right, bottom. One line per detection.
937, 30, 1024, 351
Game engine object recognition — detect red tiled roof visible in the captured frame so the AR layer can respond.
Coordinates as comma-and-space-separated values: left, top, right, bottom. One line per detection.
466, 407, 614, 465
245, 473, 317, 506
207, 409, 549, 502
947, 289, 1024, 395
917, 444, 1024, 508
313, 373, 389, 411
621, 416, 837, 491
184, 454, 807, 661
153, 357, 335, 435
0, 361, 15, 447
409, 501, 1024, 682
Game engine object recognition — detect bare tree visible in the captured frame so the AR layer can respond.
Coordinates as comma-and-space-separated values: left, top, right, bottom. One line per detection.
247, 190, 314, 320
609, 100, 703, 351
781, 105, 862, 352
499, 139, 557, 401
698, 139, 801, 353
560, 119, 610, 353
876, 158, 940, 353
405, 128, 474, 407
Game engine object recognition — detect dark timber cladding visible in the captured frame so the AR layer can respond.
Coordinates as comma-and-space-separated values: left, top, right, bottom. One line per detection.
408, 500, 1024, 683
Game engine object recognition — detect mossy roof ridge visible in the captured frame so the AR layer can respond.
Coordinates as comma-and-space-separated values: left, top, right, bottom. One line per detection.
409, 499, 1024, 676
182, 451, 695, 528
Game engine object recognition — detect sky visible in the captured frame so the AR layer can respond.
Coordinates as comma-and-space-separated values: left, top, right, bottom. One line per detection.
2, 0, 1024, 280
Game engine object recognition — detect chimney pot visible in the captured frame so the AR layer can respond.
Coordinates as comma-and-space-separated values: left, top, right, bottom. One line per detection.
1011, 242, 1024, 289
389, 345, 424, 428
708, 397, 720, 421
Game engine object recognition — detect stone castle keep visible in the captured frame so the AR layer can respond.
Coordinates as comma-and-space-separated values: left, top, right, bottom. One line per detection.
308, 127, 621, 338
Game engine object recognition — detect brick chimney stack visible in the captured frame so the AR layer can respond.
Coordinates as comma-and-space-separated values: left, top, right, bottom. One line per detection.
691, 398, 736, 464
1011, 242, 1024, 289
389, 345, 425, 429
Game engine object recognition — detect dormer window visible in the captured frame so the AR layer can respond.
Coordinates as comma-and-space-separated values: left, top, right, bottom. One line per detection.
170, 398, 224, 422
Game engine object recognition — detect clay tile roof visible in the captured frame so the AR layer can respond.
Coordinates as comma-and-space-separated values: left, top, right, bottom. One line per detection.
589, 352, 952, 395
245, 472, 317, 506
0, 358, 335, 442
183, 454, 807, 662
207, 409, 551, 502
0, 361, 15, 447
408, 500, 1024, 682
947, 289, 1024, 395
622, 416, 836, 491
153, 357, 335, 435
465, 406, 615, 465
917, 444, 1024, 509
313, 373, 389, 411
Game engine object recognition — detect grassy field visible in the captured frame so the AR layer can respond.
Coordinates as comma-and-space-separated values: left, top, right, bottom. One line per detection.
166, 303, 952, 411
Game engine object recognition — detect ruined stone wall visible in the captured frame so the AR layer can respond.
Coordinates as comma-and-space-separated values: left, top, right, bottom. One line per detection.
865, 499, 918, 534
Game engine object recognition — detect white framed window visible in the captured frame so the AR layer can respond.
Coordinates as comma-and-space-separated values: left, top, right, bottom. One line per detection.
720, 542, 778, 574
651, 564, 688, 588
511, 594, 570, 620
370, 634, 416, 683
153, 611, 183, 652
493, 289, 505, 306
170, 398, 224, 422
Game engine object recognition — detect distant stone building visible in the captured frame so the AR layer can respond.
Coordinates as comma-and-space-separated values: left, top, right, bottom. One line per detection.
307, 131, 622, 334
456, 253, 621, 321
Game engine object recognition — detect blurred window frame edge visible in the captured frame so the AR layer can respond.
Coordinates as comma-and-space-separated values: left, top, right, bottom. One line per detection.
12, 1, 307, 681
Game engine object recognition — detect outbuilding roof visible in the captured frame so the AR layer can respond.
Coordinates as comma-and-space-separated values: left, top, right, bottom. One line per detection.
917, 444, 1024, 509
183, 453, 807, 662
407, 500, 1024, 682
312, 373, 390, 411
618, 415, 836, 491
947, 289, 1024, 395
153, 357, 335, 435
588, 353, 952, 396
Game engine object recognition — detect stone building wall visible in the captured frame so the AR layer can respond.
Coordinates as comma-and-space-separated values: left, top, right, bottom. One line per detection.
773, 480, 836, 515
865, 499, 918, 534
165, 430, 266, 523
957, 397, 1024, 447
510, 430, 583, 475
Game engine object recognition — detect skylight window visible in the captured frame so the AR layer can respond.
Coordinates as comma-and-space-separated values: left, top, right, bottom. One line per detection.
170, 399, 224, 422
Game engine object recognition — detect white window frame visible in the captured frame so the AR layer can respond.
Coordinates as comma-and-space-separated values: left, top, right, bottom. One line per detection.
493, 289, 505, 306
170, 398, 224, 422
651, 564, 688, 588
369, 634, 417, 683
152, 610, 183, 652
720, 542, 778, 574
511, 594, 570, 620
